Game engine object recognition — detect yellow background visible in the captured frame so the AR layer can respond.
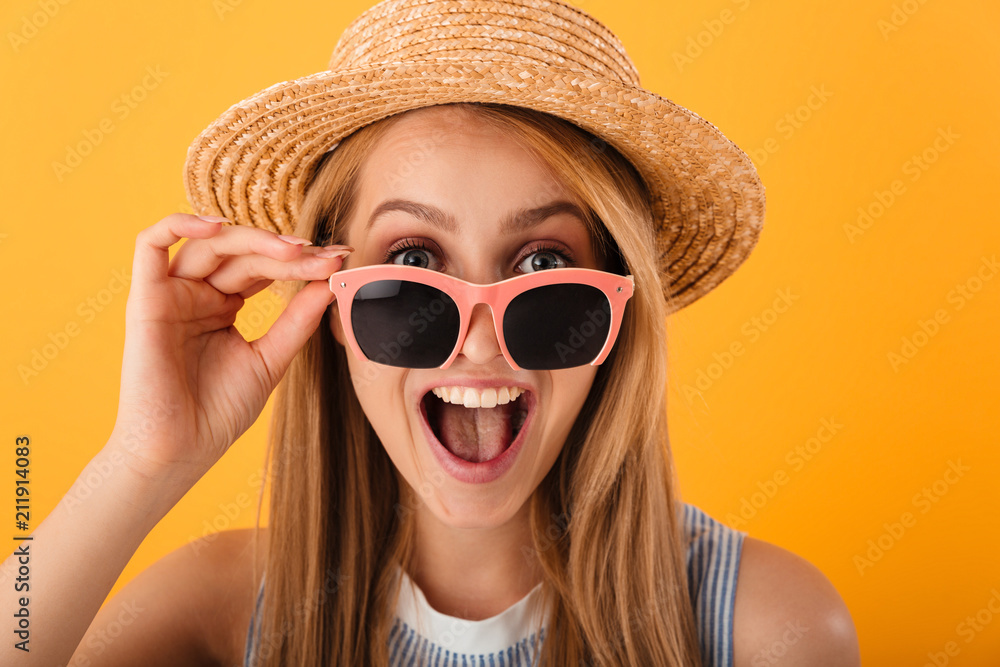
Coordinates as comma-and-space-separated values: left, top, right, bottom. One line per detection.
2, 0, 998, 664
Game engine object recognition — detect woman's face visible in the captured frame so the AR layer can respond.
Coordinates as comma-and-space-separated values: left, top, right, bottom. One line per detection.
329, 105, 604, 530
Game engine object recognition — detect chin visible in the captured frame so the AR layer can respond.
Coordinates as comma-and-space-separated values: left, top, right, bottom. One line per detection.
421, 481, 533, 531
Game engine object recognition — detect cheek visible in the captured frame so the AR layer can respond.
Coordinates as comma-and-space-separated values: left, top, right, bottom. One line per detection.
340, 354, 420, 470
539, 367, 598, 455
558, 366, 598, 413
345, 357, 402, 425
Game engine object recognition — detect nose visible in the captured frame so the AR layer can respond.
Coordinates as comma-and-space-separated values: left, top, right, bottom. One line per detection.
456, 302, 506, 367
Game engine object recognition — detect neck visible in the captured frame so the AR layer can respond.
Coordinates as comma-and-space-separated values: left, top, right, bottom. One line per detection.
407, 500, 543, 621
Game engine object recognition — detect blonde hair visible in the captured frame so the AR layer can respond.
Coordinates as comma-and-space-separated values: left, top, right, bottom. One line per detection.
250, 102, 701, 665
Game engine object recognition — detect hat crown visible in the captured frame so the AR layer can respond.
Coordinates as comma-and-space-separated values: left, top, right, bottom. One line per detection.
328, 0, 641, 87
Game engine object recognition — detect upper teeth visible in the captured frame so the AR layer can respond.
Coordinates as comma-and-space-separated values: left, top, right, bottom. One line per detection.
430, 386, 525, 409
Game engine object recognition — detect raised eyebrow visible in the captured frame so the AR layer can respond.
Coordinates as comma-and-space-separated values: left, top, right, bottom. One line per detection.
365, 199, 457, 233
365, 199, 588, 234
500, 201, 588, 234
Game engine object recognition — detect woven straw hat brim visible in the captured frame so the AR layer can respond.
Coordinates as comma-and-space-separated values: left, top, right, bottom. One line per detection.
184, 59, 764, 313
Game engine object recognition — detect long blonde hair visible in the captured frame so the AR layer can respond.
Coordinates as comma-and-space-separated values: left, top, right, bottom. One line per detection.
250, 102, 701, 666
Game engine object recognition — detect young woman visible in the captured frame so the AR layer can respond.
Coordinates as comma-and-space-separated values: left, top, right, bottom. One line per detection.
2, 1, 860, 666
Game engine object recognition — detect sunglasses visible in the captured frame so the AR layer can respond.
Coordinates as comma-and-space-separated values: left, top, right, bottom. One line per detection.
328, 265, 634, 370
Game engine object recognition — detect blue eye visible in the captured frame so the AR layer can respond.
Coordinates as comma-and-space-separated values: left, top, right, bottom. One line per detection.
516, 244, 573, 273
383, 239, 575, 273
385, 239, 441, 270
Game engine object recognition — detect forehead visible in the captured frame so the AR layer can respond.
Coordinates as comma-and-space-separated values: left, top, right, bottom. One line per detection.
356, 106, 580, 209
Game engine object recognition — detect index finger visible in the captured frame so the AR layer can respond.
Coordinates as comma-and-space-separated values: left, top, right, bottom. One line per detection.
130, 213, 230, 296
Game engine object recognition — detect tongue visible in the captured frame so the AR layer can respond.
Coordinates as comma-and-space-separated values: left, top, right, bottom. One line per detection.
437, 401, 515, 463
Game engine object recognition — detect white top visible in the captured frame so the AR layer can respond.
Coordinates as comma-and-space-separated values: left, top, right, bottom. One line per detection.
390, 564, 548, 663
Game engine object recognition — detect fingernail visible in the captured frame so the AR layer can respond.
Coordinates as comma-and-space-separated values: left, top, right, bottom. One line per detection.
314, 246, 354, 259
278, 234, 313, 246
198, 215, 230, 223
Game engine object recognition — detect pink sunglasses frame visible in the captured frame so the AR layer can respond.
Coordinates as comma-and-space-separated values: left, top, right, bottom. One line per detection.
327, 265, 635, 371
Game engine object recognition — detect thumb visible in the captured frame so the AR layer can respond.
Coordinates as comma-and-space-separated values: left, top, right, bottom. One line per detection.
251, 279, 336, 384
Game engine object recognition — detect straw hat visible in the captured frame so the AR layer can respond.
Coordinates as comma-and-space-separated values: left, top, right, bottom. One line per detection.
183, 0, 765, 313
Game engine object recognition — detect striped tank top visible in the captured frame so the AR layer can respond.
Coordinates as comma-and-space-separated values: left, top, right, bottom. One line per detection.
243, 502, 745, 667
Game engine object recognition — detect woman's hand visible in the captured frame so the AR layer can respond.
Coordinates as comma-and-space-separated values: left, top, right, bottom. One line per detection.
109, 212, 349, 487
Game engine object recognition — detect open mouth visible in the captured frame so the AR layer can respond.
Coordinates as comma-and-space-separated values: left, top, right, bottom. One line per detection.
421, 387, 531, 464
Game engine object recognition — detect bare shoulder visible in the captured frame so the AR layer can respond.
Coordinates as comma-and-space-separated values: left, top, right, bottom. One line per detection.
187, 526, 268, 666
732, 537, 860, 667
72, 527, 265, 667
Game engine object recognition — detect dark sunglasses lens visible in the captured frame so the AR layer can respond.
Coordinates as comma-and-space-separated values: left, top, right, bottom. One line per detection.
504, 284, 612, 370
352, 280, 460, 368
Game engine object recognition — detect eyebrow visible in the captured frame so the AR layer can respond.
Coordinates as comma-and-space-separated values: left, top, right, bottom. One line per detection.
364, 198, 589, 235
